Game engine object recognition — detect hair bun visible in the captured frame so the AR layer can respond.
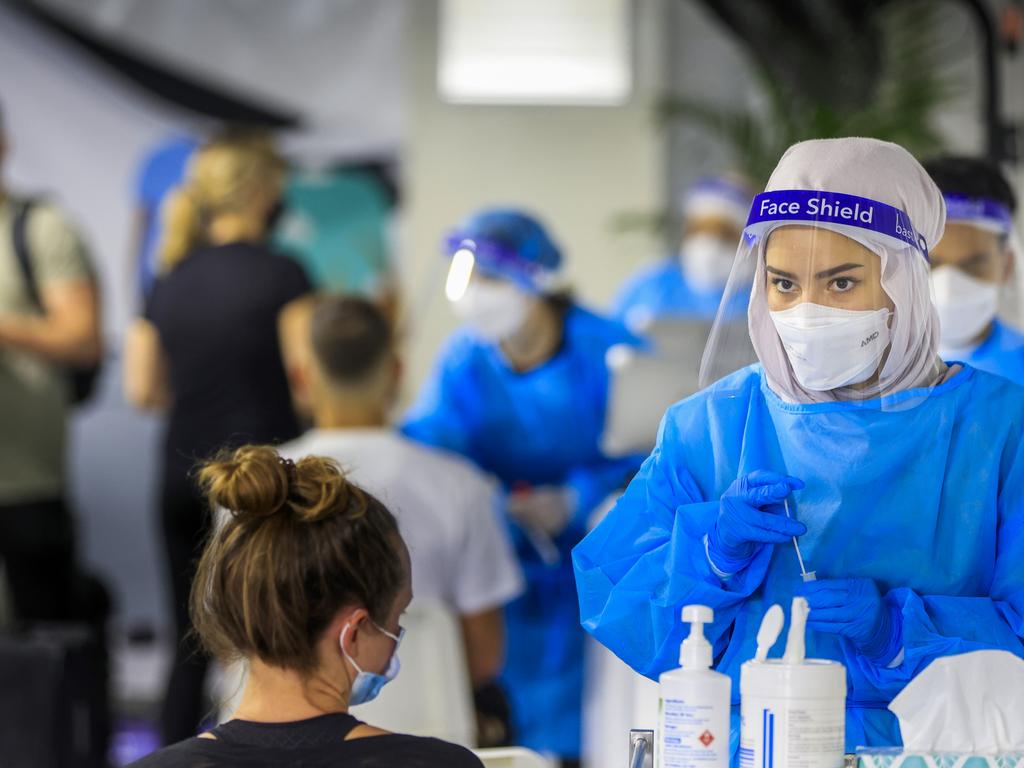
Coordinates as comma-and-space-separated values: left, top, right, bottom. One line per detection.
199, 445, 290, 523
287, 455, 353, 523
199, 445, 358, 526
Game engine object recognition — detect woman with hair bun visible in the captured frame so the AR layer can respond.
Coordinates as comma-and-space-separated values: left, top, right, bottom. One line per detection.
123, 132, 313, 744
129, 444, 484, 768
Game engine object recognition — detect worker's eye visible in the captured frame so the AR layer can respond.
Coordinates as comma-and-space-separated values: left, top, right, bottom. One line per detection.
829, 276, 858, 292
960, 254, 995, 278
771, 278, 798, 294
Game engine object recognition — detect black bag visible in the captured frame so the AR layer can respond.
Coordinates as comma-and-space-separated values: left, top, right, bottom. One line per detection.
0, 624, 109, 768
11, 199, 101, 404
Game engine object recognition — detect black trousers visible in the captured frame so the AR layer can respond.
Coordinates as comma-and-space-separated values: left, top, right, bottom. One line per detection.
158, 469, 212, 745
0, 497, 75, 623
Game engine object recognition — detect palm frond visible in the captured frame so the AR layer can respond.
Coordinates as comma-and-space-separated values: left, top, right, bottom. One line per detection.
664, 0, 962, 182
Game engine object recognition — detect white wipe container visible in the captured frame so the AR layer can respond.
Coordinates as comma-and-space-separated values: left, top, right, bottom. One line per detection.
739, 598, 846, 768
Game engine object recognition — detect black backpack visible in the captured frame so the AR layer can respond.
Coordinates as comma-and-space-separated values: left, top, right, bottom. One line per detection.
11, 200, 101, 405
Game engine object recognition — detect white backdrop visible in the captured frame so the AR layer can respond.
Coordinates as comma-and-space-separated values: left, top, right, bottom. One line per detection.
32, 0, 406, 160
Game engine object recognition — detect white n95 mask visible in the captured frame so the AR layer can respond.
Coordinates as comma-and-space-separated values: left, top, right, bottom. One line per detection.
770, 303, 892, 391
930, 266, 999, 351
680, 234, 736, 292
452, 280, 532, 342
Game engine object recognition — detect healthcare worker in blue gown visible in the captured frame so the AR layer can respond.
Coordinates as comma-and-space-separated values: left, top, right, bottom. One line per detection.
612, 175, 753, 331
404, 209, 645, 765
923, 156, 1024, 385
573, 138, 1024, 758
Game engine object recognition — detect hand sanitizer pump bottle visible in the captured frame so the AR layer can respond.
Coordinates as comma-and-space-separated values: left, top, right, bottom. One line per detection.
657, 605, 730, 768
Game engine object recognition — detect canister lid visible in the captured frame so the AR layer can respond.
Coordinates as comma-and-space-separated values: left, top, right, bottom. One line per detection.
740, 658, 847, 700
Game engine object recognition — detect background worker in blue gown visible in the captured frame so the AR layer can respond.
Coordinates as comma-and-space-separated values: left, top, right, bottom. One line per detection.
612, 175, 753, 331
573, 138, 1024, 758
403, 208, 645, 766
923, 156, 1024, 385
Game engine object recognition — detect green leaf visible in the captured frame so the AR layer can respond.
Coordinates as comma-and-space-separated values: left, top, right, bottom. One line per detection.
663, 0, 962, 182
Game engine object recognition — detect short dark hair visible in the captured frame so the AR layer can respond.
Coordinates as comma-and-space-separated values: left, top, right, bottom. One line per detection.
310, 296, 393, 385
923, 155, 1017, 214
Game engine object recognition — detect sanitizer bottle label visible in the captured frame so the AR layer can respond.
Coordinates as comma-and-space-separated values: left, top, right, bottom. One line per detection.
658, 697, 729, 768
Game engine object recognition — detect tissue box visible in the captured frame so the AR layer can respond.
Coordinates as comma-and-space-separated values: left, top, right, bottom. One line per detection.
857, 749, 1024, 768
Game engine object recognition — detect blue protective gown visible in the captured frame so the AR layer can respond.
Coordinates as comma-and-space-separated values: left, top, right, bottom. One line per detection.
612, 259, 748, 329
403, 305, 645, 757
613, 260, 722, 326
954, 318, 1024, 387
573, 363, 1024, 756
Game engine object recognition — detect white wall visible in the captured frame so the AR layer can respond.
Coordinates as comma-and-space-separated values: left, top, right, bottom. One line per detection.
399, 0, 668, 394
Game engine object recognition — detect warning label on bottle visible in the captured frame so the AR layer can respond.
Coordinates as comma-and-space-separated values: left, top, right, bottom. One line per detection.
658, 698, 728, 768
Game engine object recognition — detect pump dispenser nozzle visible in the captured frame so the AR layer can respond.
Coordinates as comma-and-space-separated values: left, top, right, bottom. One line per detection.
661, 604, 730, 768
680, 604, 714, 669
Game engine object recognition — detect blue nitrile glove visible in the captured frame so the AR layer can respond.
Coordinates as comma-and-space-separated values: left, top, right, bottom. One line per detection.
705, 470, 806, 575
800, 577, 902, 665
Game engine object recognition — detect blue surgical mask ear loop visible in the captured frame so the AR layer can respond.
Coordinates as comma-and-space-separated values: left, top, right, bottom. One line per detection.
339, 620, 403, 706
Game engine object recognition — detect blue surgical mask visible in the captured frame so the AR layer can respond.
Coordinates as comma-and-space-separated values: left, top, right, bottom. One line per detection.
340, 621, 403, 706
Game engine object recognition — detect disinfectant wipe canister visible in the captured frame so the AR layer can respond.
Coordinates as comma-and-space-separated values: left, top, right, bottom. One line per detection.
739, 597, 846, 768
657, 605, 731, 768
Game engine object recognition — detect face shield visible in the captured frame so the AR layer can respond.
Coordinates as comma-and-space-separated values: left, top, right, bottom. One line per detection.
404, 214, 561, 363
443, 238, 556, 342
699, 190, 945, 407
929, 196, 1021, 352
678, 176, 753, 294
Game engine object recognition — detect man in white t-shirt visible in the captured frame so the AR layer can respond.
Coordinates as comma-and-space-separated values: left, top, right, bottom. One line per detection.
281, 295, 524, 739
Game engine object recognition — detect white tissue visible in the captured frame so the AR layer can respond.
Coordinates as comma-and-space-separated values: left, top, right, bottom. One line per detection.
888, 650, 1024, 753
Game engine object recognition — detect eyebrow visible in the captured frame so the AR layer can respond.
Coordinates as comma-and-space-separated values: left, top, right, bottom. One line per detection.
765, 263, 864, 280
814, 263, 864, 279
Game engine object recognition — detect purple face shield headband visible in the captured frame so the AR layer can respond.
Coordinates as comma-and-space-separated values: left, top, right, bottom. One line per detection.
443, 234, 553, 293
942, 194, 1014, 235
745, 189, 931, 262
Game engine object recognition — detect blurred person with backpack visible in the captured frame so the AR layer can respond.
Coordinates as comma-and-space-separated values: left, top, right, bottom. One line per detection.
0, 100, 102, 625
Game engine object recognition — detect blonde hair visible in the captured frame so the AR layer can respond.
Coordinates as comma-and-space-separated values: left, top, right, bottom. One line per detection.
159, 132, 284, 272
191, 445, 404, 671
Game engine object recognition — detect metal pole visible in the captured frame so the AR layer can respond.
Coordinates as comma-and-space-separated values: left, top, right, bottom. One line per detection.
629, 729, 654, 768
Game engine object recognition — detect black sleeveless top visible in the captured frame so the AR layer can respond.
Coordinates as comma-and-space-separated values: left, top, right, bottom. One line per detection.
127, 713, 484, 767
